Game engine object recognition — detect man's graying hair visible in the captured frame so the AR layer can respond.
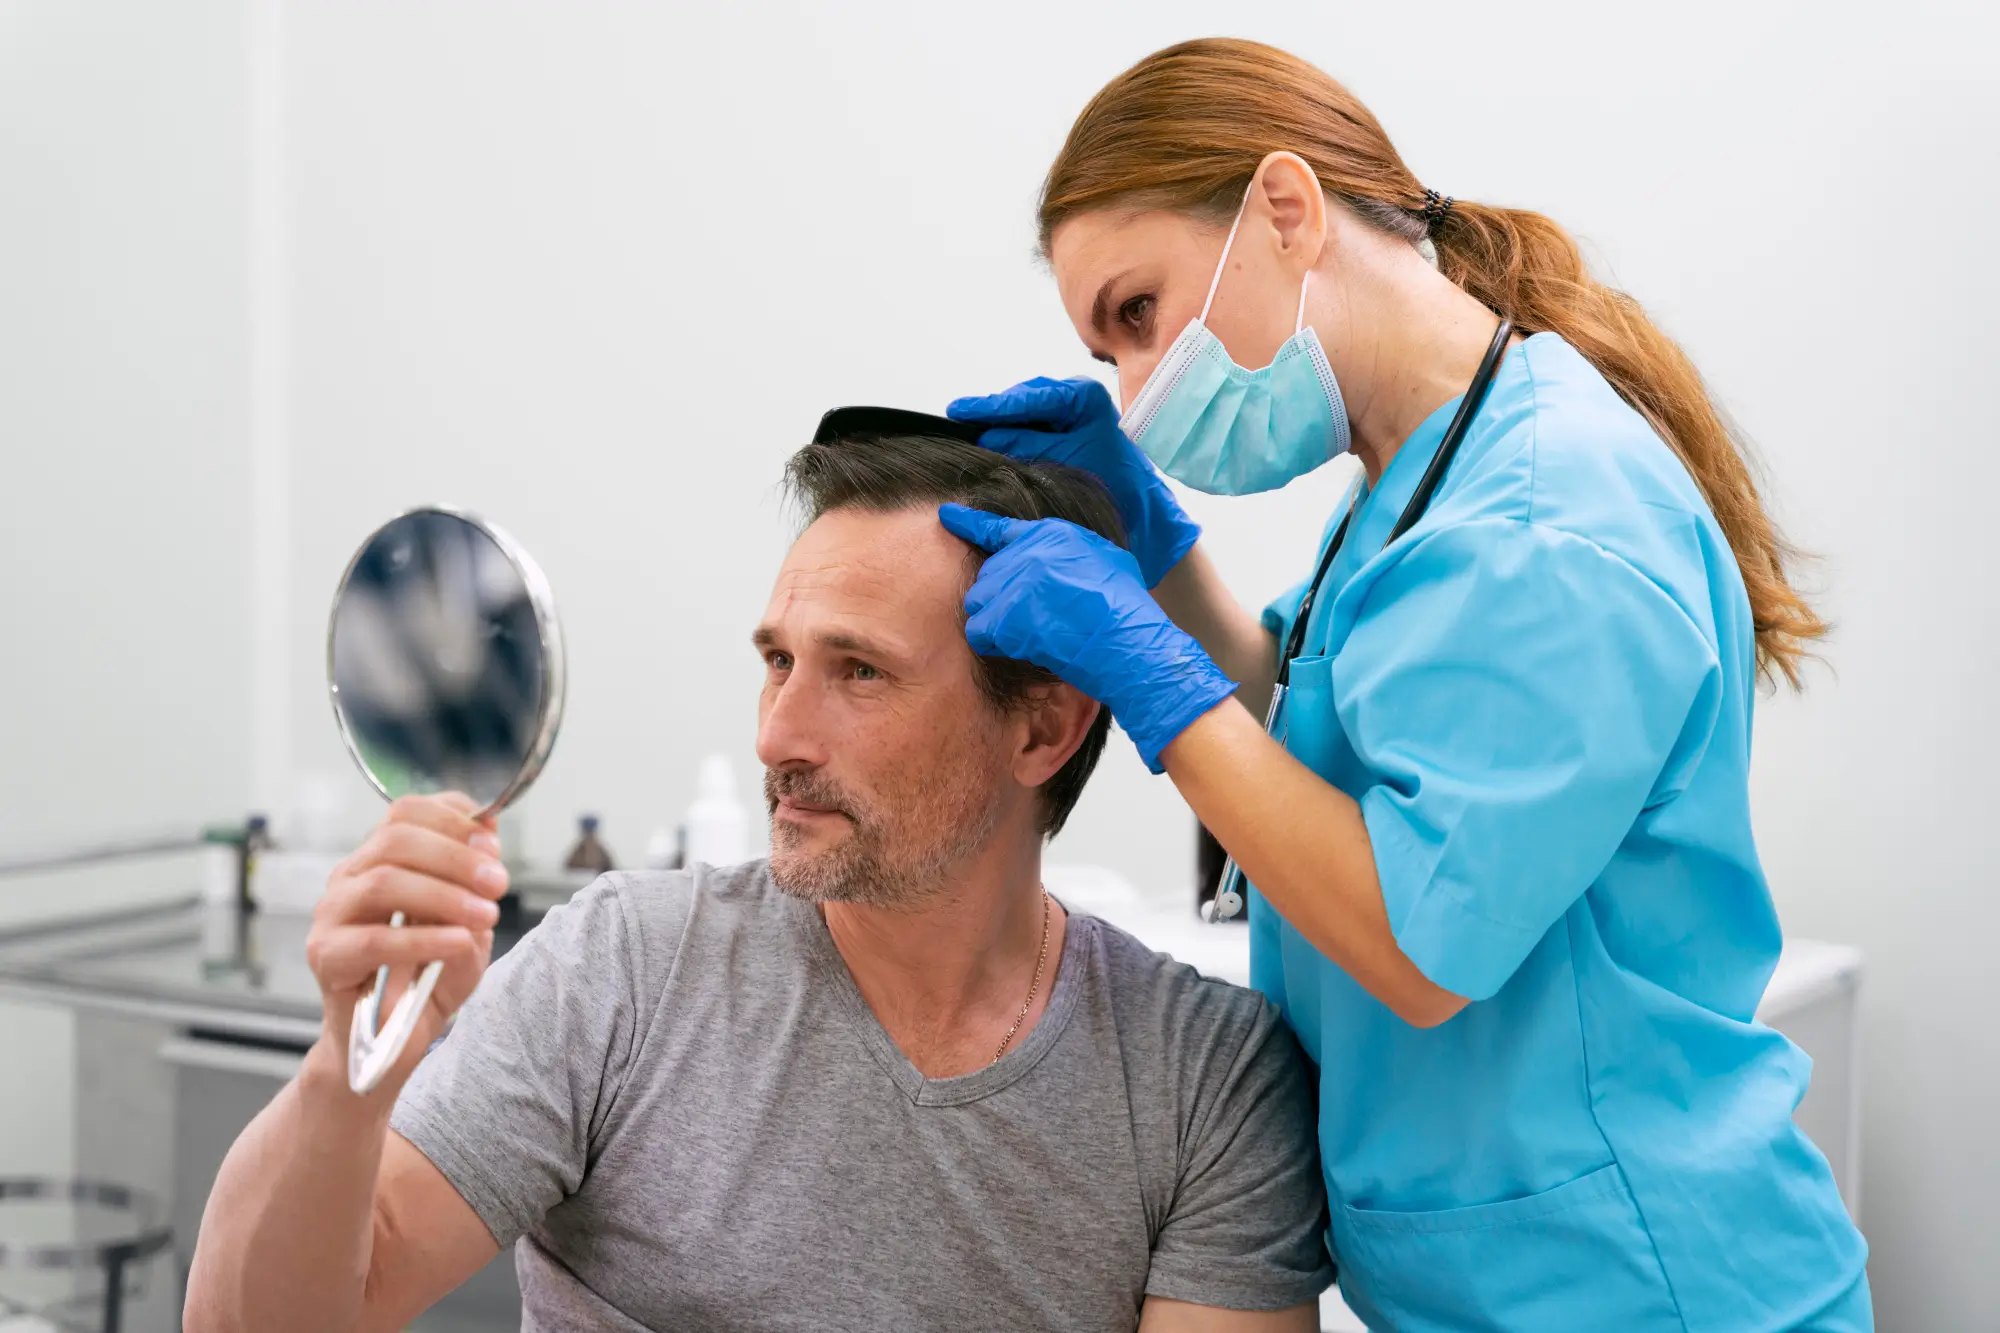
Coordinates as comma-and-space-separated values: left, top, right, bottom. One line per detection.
782, 434, 1126, 839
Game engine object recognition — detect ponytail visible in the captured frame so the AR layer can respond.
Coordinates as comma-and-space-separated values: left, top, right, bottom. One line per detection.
1429, 200, 1823, 683
1040, 38, 1825, 686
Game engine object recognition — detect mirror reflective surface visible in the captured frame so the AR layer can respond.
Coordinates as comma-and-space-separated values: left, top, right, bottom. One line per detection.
328, 506, 564, 815
327, 505, 564, 1094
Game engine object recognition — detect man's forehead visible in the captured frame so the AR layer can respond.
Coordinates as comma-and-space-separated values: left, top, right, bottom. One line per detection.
763, 507, 971, 646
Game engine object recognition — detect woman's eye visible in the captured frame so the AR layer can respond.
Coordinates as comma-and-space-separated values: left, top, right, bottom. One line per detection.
1117, 295, 1155, 332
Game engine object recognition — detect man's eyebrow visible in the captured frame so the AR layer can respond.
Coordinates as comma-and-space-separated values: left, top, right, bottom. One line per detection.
751, 624, 903, 660
816, 629, 898, 659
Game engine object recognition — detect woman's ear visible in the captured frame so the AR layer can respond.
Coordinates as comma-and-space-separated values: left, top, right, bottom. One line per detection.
1012, 683, 1100, 791
1250, 150, 1329, 268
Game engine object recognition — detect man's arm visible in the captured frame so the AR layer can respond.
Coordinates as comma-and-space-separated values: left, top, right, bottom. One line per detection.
1141, 988, 1336, 1319
1139, 1296, 1320, 1331
183, 1042, 497, 1333
183, 795, 509, 1332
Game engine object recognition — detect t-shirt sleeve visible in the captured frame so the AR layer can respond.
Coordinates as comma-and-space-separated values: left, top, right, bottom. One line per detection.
1145, 997, 1334, 1311
389, 875, 647, 1248
1333, 518, 1723, 1001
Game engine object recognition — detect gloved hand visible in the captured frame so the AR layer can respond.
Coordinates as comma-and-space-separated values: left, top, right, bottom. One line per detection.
938, 503, 1237, 774
946, 376, 1201, 589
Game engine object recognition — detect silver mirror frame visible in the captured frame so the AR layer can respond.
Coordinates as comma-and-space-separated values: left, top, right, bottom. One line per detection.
325, 503, 565, 1095
325, 503, 567, 819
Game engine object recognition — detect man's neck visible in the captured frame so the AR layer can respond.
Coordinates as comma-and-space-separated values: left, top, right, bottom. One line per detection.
820, 830, 1067, 1080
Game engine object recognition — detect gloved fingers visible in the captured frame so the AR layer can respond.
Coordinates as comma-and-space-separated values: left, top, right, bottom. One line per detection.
962, 599, 1012, 660
970, 425, 1072, 465
937, 502, 1036, 553
947, 376, 1111, 430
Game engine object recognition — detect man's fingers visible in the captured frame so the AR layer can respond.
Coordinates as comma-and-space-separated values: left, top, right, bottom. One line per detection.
332, 865, 502, 930
350, 822, 509, 901
430, 931, 493, 1017
310, 924, 478, 993
382, 793, 487, 843
938, 503, 1035, 554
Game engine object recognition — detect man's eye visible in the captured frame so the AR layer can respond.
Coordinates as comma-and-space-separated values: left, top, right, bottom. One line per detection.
1117, 295, 1155, 332
852, 662, 882, 682
766, 651, 792, 671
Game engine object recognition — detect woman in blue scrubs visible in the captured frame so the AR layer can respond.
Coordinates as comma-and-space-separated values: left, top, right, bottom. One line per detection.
937, 37, 1871, 1332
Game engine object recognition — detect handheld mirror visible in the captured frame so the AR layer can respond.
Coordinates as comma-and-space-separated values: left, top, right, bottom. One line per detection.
328, 505, 565, 1093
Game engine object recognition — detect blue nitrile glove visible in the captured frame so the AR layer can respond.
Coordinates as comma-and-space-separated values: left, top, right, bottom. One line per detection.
946, 376, 1201, 589
938, 503, 1237, 774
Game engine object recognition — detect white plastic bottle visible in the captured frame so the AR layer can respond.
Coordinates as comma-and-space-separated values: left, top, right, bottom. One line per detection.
682, 754, 749, 869
643, 827, 682, 870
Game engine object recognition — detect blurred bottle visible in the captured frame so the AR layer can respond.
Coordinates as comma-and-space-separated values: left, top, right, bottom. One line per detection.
240, 814, 274, 913
683, 755, 749, 868
644, 826, 685, 871
563, 815, 616, 874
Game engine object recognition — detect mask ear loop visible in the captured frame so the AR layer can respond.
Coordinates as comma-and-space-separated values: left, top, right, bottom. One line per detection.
1296, 270, 1312, 334
1200, 182, 1257, 323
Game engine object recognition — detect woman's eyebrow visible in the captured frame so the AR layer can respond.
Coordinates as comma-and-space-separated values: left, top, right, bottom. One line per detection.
1090, 268, 1138, 335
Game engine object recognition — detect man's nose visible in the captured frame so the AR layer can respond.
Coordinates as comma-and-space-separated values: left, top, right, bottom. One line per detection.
755, 672, 831, 772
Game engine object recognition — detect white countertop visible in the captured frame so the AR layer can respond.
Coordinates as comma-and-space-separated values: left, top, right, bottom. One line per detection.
1066, 881, 1860, 1025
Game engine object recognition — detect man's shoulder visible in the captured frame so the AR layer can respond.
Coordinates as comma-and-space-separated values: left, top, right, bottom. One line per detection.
1072, 911, 1283, 1055
601, 857, 781, 908
596, 856, 786, 934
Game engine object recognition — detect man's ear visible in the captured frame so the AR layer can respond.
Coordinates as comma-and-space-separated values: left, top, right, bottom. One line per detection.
1012, 682, 1100, 791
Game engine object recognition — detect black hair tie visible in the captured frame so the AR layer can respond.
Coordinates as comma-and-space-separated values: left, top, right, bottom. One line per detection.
1419, 188, 1455, 233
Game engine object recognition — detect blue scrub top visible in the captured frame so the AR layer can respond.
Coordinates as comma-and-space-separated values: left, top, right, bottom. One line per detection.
1254, 335, 1869, 1332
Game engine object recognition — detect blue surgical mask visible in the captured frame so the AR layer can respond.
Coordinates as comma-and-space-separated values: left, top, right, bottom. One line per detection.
1118, 190, 1351, 496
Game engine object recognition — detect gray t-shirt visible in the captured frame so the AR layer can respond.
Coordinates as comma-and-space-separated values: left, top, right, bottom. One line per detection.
392, 862, 1332, 1331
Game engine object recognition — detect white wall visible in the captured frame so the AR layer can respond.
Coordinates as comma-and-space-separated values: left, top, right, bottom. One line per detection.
2, 0, 1994, 1324
271, 5, 2000, 1326
0, 0, 252, 1173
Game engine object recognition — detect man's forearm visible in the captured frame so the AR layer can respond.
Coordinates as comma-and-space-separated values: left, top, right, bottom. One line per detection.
184, 1039, 391, 1333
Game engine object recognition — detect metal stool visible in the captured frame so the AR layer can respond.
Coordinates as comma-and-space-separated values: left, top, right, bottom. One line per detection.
0, 1178, 173, 1332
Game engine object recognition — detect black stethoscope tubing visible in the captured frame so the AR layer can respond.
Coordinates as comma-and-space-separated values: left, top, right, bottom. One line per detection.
1205, 315, 1514, 923
1276, 315, 1515, 688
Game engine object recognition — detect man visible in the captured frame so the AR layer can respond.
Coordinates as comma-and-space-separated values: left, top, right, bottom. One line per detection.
186, 419, 1333, 1332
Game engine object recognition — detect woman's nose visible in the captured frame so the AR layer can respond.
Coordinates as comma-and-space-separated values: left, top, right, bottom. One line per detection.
1118, 362, 1156, 416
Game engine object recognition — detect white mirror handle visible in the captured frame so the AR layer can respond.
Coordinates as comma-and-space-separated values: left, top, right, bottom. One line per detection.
347, 910, 445, 1094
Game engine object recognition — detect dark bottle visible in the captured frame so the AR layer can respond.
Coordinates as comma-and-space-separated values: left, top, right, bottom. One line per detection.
238, 813, 275, 914
563, 815, 616, 874
1196, 821, 1227, 917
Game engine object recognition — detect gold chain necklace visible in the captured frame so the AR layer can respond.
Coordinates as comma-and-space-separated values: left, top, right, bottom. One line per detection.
991, 890, 1051, 1065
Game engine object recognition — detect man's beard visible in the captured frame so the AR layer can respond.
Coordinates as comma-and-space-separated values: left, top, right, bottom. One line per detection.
764, 748, 1004, 909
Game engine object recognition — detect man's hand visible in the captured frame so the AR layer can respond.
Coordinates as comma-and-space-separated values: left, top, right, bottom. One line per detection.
187, 792, 508, 1333
308, 793, 507, 1099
